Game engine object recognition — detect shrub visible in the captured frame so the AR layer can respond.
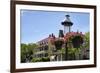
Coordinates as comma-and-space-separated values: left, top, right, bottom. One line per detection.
31, 57, 50, 62
41, 57, 50, 62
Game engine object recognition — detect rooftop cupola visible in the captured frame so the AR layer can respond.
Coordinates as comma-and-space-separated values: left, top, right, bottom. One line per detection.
61, 15, 73, 34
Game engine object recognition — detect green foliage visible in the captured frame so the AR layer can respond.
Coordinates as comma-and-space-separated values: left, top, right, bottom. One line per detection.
66, 32, 90, 60
21, 44, 28, 62
31, 58, 42, 62
60, 48, 65, 54
67, 48, 81, 60
68, 48, 80, 54
21, 43, 38, 63
31, 57, 50, 62
41, 57, 50, 62
84, 32, 90, 49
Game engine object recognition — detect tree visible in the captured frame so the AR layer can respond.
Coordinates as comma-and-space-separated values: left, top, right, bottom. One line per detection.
84, 32, 90, 49
27, 43, 38, 62
21, 43, 38, 63
21, 44, 28, 63
27, 43, 38, 54
80, 32, 90, 60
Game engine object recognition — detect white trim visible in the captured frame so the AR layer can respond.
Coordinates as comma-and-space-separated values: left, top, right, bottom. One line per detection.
16, 4, 94, 69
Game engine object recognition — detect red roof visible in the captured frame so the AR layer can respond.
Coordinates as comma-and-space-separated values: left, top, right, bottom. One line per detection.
37, 32, 84, 44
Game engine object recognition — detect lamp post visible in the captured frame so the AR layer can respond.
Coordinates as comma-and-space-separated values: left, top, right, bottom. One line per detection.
61, 15, 73, 60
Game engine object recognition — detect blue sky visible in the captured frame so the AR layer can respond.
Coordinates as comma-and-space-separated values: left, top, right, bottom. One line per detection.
20, 9, 90, 44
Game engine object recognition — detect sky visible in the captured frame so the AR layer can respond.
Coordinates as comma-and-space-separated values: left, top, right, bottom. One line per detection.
20, 9, 90, 44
